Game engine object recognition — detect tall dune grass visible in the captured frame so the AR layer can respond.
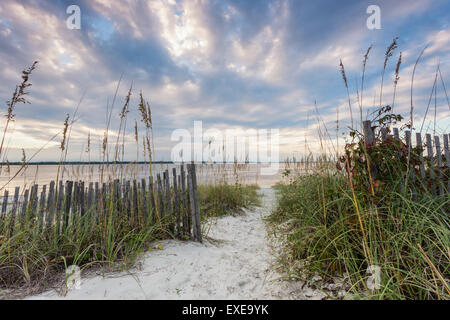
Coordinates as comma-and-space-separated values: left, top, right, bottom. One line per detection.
269, 39, 450, 300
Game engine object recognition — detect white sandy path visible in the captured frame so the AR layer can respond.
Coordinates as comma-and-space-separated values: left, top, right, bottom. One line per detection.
28, 188, 305, 300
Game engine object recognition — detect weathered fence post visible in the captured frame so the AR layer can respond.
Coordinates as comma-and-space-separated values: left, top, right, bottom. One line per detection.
125, 180, 131, 219
9, 186, 20, 235
132, 179, 139, 225
405, 131, 417, 200
56, 181, 64, 233
1, 190, 8, 216
149, 176, 156, 222
173, 167, 181, 238
64, 181, 73, 231
188, 163, 202, 243
416, 133, 426, 180
362, 120, 377, 180
94, 181, 99, 211
46, 181, 55, 229
443, 134, 450, 192
164, 169, 174, 233
30, 184, 38, 220
157, 173, 164, 218
141, 178, 148, 223
73, 181, 79, 219
87, 182, 94, 214
434, 136, 444, 196
20, 189, 29, 228
426, 134, 437, 196
79, 181, 86, 217
38, 185, 47, 230
180, 164, 190, 237
187, 169, 196, 240
393, 127, 400, 140
380, 127, 388, 142
363, 120, 375, 145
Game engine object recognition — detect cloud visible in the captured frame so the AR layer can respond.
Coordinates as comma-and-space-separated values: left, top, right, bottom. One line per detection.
0, 0, 448, 161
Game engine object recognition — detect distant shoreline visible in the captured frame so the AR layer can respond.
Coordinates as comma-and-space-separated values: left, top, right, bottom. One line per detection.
3, 161, 173, 165
2, 161, 289, 165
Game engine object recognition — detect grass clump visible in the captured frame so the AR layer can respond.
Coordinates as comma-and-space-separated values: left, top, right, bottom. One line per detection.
0, 196, 174, 297
270, 106, 449, 300
270, 172, 449, 299
198, 183, 260, 219
269, 104, 450, 299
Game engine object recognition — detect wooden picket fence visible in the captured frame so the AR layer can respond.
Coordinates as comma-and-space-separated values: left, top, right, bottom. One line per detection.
0, 163, 203, 242
363, 120, 450, 197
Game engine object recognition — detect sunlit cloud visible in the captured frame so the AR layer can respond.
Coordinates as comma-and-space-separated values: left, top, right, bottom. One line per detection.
0, 0, 448, 161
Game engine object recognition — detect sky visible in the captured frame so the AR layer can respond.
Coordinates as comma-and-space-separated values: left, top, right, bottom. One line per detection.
0, 0, 449, 162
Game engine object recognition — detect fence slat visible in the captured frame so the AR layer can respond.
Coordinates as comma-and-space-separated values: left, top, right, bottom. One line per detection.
444, 134, 450, 192
426, 134, 437, 196
80, 181, 86, 217
188, 164, 202, 242
416, 133, 426, 180
46, 181, 55, 229
73, 181, 79, 218
1, 190, 8, 216
87, 182, 94, 212
180, 164, 190, 237
405, 131, 417, 200
380, 127, 388, 142
149, 176, 156, 222
178, 174, 182, 232
94, 182, 99, 212
31, 184, 38, 219
393, 127, 399, 140
157, 173, 164, 218
56, 181, 64, 233
187, 170, 197, 241
37, 185, 47, 231
192, 164, 202, 243
173, 167, 181, 238
64, 181, 73, 231
405, 130, 411, 146
363, 121, 375, 144
102, 182, 108, 216
20, 189, 29, 227
164, 170, 174, 233
141, 178, 148, 223
113, 179, 119, 214
434, 136, 444, 195
132, 179, 138, 226
9, 186, 20, 235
